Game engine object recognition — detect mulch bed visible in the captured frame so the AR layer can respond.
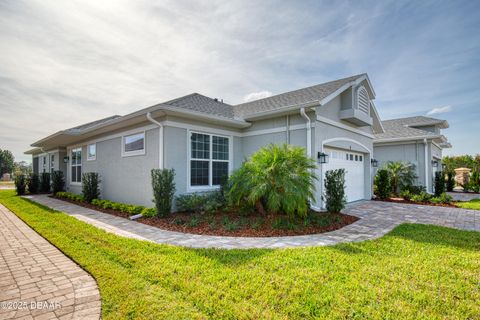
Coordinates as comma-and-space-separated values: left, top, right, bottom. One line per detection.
373, 197, 458, 208
51, 196, 359, 237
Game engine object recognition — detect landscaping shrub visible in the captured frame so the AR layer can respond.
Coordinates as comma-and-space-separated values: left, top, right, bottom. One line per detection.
401, 185, 426, 195
151, 168, 176, 217
141, 207, 156, 218
411, 191, 432, 203
227, 144, 317, 218
27, 173, 39, 194
400, 189, 412, 201
82, 172, 100, 203
175, 191, 225, 215
40, 172, 51, 193
434, 171, 446, 196
374, 169, 390, 199
471, 170, 480, 193
323, 169, 346, 213
446, 171, 455, 192
51, 170, 65, 195
430, 192, 453, 204
14, 174, 27, 195
56, 191, 84, 202
384, 161, 417, 194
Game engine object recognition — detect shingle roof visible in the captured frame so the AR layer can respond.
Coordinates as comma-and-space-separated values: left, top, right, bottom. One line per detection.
233, 74, 366, 118
65, 115, 121, 133
162, 93, 236, 119
374, 116, 446, 140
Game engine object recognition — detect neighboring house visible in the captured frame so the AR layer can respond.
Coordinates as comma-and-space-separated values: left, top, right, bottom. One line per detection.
25, 73, 385, 209
373, 116, 452, 193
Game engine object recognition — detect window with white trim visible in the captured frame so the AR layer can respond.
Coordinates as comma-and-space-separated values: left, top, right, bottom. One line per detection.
71, 148, 82, 183
123, 132, 145, 156
87, 144, 96, 160
190, 132, 229, 187
50, 155, 55, 174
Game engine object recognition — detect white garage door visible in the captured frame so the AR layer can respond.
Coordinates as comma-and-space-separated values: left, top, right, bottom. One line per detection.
323, 148, 365, 202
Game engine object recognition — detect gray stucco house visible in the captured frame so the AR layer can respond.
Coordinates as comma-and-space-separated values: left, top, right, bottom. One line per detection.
25, 73, 450, 209
373, 116, 451, 193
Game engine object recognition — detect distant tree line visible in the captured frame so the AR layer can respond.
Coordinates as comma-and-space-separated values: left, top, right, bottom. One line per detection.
442, 154, 480, 172
0, 149, 15, 176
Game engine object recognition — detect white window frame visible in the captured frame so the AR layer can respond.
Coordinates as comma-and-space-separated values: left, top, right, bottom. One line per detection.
70, 147, 82, 185
121, 131, 146, 157
187, 130, 232, 192
87, 143, 96, 161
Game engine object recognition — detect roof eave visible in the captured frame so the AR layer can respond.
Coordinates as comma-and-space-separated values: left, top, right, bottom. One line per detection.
373, 134, 442, 143
241, 101, 319, 121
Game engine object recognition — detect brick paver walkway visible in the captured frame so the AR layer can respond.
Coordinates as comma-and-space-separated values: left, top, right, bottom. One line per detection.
27, 195, 480, 249
0, 204, 100, 320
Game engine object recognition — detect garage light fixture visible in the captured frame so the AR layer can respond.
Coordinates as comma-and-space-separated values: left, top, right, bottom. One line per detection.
63, 156, 69, 163
432, 160, 439, 168
370, 158, 378, 167
317, 152, 329, 164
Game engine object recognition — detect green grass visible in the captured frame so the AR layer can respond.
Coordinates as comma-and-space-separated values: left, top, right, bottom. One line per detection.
457, 198, 480, 210
1, 190, 479, 319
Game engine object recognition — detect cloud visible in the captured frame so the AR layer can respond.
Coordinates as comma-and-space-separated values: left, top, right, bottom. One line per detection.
243, 91, 273, 102
426, 105, 452, 116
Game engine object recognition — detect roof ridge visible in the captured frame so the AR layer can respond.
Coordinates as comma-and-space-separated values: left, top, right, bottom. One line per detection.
234, 73, 366, 107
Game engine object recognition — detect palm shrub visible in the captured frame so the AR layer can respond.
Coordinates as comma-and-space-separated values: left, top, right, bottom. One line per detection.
27, 173, 39, 194
51, 170, 65, 195
39, 172, 51, 193
82, 172, 100, 203
434, 171, 446, 196
446, 171, 455, 192
14, 174, 27, 195
374, 169, 391, 199
151, 168, 176, 217
384, 161, 417, 194
323, 169, 347, 213
227, 144, 317, 218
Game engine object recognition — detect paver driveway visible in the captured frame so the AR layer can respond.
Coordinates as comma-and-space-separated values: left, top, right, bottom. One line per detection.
27, 195, 480, 249
0, 204, 100, 320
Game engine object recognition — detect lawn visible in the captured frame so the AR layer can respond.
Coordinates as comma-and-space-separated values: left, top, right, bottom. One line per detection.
457, 199, 480, 210
1, 190, 479, 319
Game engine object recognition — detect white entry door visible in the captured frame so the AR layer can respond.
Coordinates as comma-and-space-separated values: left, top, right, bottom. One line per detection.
322, 148, 365, 202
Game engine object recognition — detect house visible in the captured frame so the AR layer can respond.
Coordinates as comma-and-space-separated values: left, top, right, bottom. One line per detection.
25, 73, 385, 209
373, 116, 451, 193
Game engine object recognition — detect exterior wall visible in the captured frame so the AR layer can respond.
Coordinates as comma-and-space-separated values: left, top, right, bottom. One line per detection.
66, 126, 159, 207
373, 141, 426, 187
164, 126, 188, 198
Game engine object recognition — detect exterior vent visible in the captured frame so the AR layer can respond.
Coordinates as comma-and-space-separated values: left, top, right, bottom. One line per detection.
357, 86, 369, 115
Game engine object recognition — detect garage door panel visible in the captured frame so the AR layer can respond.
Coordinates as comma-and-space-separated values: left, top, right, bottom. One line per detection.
323, 148, 365, 202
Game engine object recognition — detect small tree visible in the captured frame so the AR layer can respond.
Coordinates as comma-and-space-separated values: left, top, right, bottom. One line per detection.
51, 170, 65, 195
471, 170, 480, 193
14, 174, 26, 195
374, 169, 391, 199
323, 169, 347, 213
82, 172, 100, 203
27, 173, 40, 194
227, 144, 317, 218
40, 172, 51, 193
384, 161, 417, 194
434, 171, 445, 196
151, 168, 176, 217
446, 171, 455, 192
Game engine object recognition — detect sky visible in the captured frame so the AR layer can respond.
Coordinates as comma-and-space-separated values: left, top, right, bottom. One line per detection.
1, 0, 479, 162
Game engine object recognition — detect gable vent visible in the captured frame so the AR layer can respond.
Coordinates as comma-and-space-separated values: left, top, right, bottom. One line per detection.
356, 86, 370, 115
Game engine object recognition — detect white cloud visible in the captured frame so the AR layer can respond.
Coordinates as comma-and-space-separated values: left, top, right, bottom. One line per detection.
426, 105, 452, 115
243, 91, 273, 102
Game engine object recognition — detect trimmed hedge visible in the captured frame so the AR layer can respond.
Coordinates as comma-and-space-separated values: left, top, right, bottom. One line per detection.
14, 174, 27, 195
40, 172, 50, 193
28, 173, 39, 194
151, 169, 176, 217
51, 170, 65, 195
82, 172, 100, 203
323, 169, 346, 213
56, 191, 84, 202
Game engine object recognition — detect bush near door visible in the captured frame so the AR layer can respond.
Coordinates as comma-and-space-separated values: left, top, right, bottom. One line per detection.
151, 168, 176, 217
40, 172, 50, 193
323, 169, 346, 213
434, 171, 446, 196
374, 169, 390, 200
27, 173, 39, 194
82, 172, 100, 203
14, 174, 26, 195
51, 170, 65, 195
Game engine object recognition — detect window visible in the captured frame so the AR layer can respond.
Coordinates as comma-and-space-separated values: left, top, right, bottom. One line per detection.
190, 132, 229, 187
355, 155, 358, 161
87, 144, 96, 160
50, 155, 55, 174
359, 155, 363, 162
123, 132, 145, 156
71, 148, 82, 183
349, 154, 354, 161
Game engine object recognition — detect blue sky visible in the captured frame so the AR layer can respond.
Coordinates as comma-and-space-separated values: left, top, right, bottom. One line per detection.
1, 0, 479, 162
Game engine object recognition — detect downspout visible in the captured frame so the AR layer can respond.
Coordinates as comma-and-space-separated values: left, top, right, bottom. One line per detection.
300, 108, 312, 157
286, 115, 290, 143
424, 138, 429, 193
146, 112, 164, 169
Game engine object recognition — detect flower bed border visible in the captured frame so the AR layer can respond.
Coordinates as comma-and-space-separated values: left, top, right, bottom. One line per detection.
51, 195, 360, 237
373, 197, 458, 208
